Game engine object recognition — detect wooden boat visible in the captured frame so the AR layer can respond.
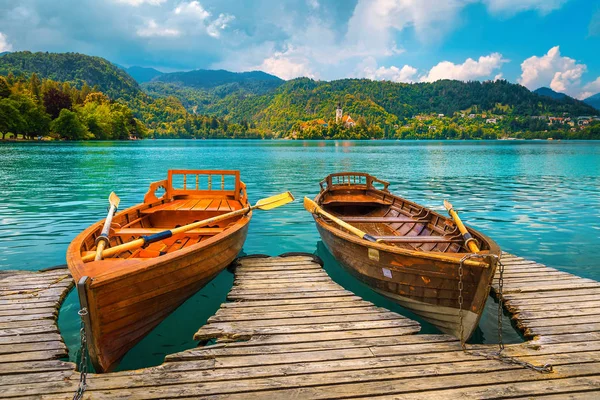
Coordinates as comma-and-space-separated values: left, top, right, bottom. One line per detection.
309, 172, 500, 341
67, 170, 251, 372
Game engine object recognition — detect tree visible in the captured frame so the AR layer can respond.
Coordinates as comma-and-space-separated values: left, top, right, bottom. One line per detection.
85, 92, 109, 105
9, 94, 50, 139
0, 76, 10, 99
43, 87, 72, 119
29, 73, 42, 103
50, 109, 88, 140
0, 98, 25, 139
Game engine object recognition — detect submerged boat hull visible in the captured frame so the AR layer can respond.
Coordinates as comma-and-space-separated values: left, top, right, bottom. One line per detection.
312, 172, 500, 340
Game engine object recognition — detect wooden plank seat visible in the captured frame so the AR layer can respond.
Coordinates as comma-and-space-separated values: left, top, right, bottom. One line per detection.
321, 195, 393, 206
375, 235, 463, 243
340, 216, 423, 223
113, 228, 225, 237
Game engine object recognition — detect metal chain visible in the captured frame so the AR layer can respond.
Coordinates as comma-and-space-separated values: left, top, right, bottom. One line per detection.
497, 256, 505, 352
73, 308, 89, 400
458, 253, 553, 373
457, 259, 465, 350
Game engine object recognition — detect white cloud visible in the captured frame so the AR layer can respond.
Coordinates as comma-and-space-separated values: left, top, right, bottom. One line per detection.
114, 0, 166, 6
483, 0, 569, 15
579, 77, 600, 100
307, 0, 320, 9
136, 19, 180, 37
346, 0, 469, 58
362, 58, 418, 83
257, 45, 316, 80
206, 13, 235, 38
135, 2, 235, 40
0, 32, 12, 52
493, 73, 503, 81
519, 46, 586, 97
421, 52, 507, 82
174, 1, 210, 20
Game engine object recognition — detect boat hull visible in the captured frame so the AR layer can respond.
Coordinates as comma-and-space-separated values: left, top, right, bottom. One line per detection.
316, 223, 495, 339
77, 223, 248, 372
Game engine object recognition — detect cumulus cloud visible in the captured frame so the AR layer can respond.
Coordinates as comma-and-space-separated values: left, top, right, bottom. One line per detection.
114, 0, 166, 6
0, 32, 12, 52
206, 13, 235, 38
174, 1, 210, 20
420, 53, 507, 82
362, 58, 418, 83
483, 0, 569, 15
136, 19, 180, 37
346, 0, 468, 58
134, 1, 234, 40
519, 46, 586, 96
579, 77, 600, 100
257, 45, 316, 80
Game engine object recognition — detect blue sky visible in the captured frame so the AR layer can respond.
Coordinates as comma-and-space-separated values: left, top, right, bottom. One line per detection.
0, 0, 599, 98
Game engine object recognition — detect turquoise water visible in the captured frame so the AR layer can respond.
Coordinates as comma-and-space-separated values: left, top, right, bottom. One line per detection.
1, 140, 599, 370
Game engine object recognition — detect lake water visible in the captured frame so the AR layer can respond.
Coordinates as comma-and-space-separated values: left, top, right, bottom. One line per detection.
1, 139, 599, 371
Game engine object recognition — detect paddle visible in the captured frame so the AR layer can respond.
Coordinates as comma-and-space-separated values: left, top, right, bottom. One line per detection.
443, 200, 480, 253
82, 191, 295, 263
94, 192, 121, 261
303, 197, 380, 243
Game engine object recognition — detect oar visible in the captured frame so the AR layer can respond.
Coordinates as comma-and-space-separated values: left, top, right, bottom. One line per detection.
443, 200, 480, 253
303, 197, 380, 243
82, 192, 295, 263
94, 192, 121, 261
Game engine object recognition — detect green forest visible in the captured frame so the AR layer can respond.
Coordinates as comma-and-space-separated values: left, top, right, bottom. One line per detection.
1, 51, 599, 141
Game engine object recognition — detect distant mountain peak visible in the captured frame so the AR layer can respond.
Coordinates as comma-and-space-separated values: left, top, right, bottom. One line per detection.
152, 68, 284, 89
533, 87, 568, 99
126, 66, 164, 83
583, 92, 600, 111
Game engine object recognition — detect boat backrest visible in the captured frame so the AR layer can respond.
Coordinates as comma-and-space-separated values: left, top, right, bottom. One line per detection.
320, 172, 389, 193
144, 170, 243, 203
167, 170, 242, 200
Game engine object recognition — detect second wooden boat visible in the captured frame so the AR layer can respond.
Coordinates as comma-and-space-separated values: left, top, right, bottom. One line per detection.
308, 172, 500, 341
67, 170, 251, 372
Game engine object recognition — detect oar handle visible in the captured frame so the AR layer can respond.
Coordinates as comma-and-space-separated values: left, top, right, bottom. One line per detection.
94, 196, 120, 261
444, 201, 480, 253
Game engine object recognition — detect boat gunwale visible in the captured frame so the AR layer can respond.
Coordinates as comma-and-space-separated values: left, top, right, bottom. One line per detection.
313, 184, 501, 268
67, 197, 251, 288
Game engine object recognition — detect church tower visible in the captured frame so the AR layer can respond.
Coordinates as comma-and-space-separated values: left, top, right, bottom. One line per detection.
335, 102, 342, 123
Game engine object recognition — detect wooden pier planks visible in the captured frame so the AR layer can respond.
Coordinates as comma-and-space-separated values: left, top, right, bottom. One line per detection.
0, 268, 76, 388
2, 253, 600, 399
492, 252, 600, 343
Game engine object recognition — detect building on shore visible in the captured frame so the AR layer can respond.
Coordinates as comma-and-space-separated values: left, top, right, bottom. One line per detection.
335, 103, 356, 128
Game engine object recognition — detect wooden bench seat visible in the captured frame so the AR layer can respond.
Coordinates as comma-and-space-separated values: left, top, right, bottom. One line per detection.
340, 216, 423, 223
375, 235, 463, 243
113, 228, 225, 237
321, 195, 392, 206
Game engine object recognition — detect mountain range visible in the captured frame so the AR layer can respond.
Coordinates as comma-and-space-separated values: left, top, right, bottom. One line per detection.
1, 51, 598, 136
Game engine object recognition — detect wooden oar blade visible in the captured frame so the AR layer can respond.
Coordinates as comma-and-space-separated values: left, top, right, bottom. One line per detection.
303, 196, 318, 214
109, 192, 121, 208
443, 199, 452, 211
255, 191, 295, 210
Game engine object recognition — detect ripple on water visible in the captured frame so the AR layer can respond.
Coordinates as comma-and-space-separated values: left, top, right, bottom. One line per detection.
1, 140, 599, 370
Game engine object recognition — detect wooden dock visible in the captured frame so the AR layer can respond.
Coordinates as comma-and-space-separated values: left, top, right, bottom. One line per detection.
1, 253, 600, 399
